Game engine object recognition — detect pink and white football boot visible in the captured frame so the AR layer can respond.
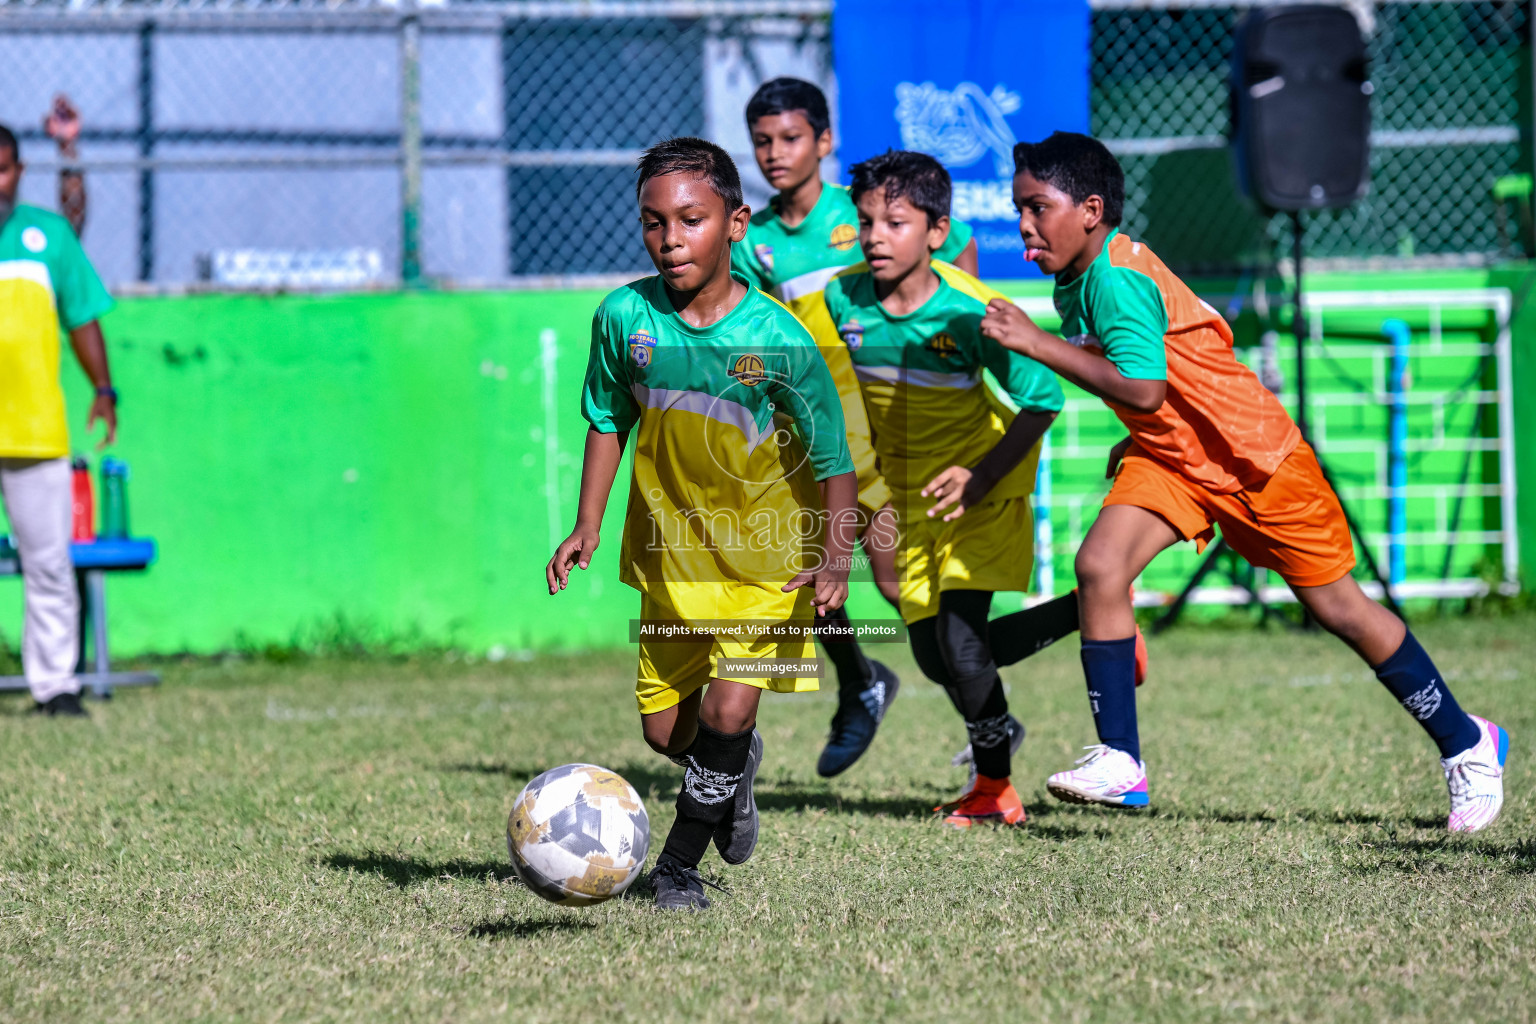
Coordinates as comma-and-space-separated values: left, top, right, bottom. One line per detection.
1046, 745, 1149, 807
1443, 714, 1510, 833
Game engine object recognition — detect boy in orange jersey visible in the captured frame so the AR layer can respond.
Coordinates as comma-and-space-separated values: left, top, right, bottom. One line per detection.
979, 132, 1507, 831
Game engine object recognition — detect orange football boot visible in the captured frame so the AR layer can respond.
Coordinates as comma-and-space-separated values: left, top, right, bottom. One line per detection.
940, 776, 1027, 828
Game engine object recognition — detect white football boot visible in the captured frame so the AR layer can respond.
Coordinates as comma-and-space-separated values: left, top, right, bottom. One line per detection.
1046, 744, 1149, 807
1443, 714, 1510, 834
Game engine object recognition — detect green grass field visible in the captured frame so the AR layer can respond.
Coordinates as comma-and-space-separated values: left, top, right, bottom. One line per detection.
1, 614, 1533, 1023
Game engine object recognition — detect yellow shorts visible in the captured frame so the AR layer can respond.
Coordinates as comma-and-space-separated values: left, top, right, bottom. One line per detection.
634, 591, 820, 715
857, 467, 893, 521
895, 495, 1036, 624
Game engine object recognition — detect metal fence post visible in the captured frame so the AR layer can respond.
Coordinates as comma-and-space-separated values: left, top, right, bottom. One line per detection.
400, 2, 423, 285
136, 19, 155, 283
500, 18, 516, 278
1383, 318, 1411, 589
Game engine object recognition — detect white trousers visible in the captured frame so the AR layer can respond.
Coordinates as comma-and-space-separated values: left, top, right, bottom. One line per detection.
0, 457, 80, 701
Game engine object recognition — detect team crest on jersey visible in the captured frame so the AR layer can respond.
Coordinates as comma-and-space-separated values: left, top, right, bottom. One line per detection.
927, 332, 958, 359
754, 243, 774, 274
829, 223, 858, 251
21, 227, 46, 253
839, 320, 865, 351
628, 329, 657, 367
729, 352, 767, 386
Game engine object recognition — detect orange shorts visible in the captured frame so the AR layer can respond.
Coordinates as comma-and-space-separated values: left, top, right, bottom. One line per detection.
1104, 440, 1355, 588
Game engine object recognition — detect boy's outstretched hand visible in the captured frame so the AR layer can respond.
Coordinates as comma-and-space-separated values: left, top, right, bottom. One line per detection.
546, 524, 600, 595
782, 562, 849, 617
921, 464, 993, 521
979, 298, 1044, 357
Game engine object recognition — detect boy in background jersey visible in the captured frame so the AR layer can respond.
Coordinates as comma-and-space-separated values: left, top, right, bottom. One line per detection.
735, 77, 979, 304
734, 77, 984, 777
806, 150, 1063, 827
981, 132, 1507, 831
547, 138, 858, 908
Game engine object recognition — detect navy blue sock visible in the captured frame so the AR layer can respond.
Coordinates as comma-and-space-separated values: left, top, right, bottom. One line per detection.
1081, 637, 1140, 763
1373, 631, 1479, 758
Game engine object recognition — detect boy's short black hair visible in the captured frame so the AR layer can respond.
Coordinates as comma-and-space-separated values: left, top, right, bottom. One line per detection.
1012, 131, 1124, 227
848, 150, 951, 227
635, 136, 744, 213
0, 124, 18, 161
744, 77, 831, 138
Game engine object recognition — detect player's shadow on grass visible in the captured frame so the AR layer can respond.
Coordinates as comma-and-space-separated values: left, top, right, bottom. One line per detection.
1346, 836, 1536, 875
441, 761, 683, 802
755, 786, 937, 819
1192, 808, 1444, 830
321, 850, 520, 888
463, 918, 596, 940
443, 762, 1092, 836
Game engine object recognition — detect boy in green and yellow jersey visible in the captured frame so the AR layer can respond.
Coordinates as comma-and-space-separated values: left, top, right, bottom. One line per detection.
735, 78, 979, 306
804, 150, 1063, 828
733, 77, 981, 778
547, 138, 858, 909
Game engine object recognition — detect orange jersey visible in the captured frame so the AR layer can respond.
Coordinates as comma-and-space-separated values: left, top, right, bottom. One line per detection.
1054, 230, 1300, 493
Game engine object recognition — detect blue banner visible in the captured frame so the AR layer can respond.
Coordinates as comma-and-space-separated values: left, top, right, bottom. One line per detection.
832, 0, 1091, 279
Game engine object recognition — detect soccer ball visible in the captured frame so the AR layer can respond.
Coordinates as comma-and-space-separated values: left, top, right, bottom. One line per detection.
506, 763, 650, 905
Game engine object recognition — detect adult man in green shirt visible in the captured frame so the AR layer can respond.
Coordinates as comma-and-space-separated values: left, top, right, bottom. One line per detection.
0, 123, 119, 716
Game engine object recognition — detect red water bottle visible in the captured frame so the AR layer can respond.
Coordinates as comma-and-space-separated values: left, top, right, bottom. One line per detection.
71, 457, 95, 542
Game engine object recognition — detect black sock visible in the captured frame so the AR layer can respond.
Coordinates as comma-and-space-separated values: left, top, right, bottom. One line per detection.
957, 677, 1012, 779
988, 591, 1080, 667
1082, 637, 1140, 763
908, 617, 966, 716
659, 721, 754, 868
935, 591, 1012, 780
1373, 630, 1480, 757
815, 604, 872, 697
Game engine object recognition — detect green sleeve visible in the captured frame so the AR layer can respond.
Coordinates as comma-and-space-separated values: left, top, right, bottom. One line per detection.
934, 217, 974, 264
51, 226, 113, 330
977, 332, 1064, 415
1089, 267, 1169, 381
731, 235, 770, 291
773, 338, 853, 481
580, 308, 639, 434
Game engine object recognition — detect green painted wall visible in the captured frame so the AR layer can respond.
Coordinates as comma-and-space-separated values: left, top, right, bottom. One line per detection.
1, 290, 640, 655
1, 268, 1529, 657
1490, 264, 1536, 583
999, 267, 1526, 594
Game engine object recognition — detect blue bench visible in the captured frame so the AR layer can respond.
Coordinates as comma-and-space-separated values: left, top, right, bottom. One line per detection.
0, 536, 160, 698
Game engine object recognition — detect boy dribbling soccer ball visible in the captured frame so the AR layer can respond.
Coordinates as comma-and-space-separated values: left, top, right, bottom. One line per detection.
547, 138, 859, 909
982, 132, 1508, 831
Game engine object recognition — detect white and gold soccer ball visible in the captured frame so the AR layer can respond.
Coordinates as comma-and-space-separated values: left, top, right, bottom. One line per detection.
506, 763, 650, 905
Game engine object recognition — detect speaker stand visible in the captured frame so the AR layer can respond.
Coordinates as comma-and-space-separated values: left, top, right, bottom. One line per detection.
1152, 213, 1403, 632
1287, 211, 1403, 620
1151, 537, 1295, 635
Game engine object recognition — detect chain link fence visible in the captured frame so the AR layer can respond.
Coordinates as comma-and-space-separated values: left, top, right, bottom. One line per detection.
0, 0, 833, 288
0, 0, 1527, 288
